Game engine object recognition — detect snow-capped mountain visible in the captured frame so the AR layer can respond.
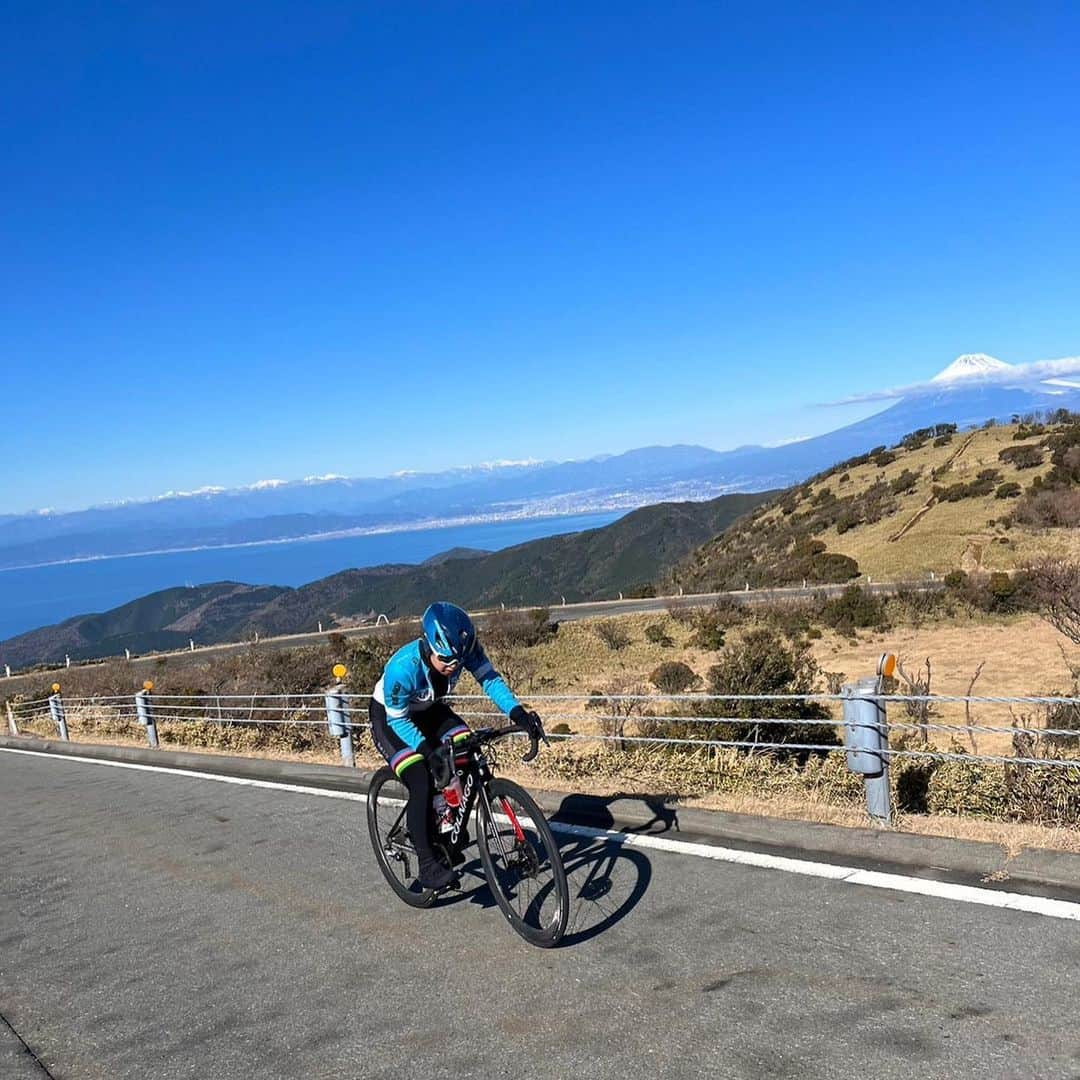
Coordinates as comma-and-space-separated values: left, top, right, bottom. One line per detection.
2, 353, 1077, 571
931, 353, 1013, 383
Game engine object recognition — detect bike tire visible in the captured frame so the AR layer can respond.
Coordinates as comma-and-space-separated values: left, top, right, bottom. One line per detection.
366, 766, 437, 909
477, 778, 569, 948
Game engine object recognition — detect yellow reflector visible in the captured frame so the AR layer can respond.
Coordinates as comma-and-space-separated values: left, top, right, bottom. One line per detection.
52, 683, 61, 693
143, 680, 154, 692
332, 663, 347, 680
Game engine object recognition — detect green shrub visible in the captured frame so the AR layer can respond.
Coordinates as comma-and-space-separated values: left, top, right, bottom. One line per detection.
821, 586, 889, 635
688, 611, 727, 651
927, 757, 1009, 819
834, 509, 862, 534
698, 628, 837, 750
649, 661, 701, 694
888, 469, 920, 495
998, 444, 1043, 469
944, 569, 968, 590
644, 623, 674, 647
995, 481, 1022, 499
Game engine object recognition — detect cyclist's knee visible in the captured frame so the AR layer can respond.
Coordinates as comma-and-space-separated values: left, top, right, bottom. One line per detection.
398, 754, 432, 794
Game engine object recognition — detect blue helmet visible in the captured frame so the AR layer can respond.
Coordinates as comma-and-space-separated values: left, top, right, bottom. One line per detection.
422, 601, 477, 662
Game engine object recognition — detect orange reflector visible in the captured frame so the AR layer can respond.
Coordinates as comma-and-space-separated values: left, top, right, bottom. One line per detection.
877, 653, 897, 679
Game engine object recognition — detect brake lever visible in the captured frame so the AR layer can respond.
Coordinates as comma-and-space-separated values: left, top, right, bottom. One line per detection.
521, 730, 540, 764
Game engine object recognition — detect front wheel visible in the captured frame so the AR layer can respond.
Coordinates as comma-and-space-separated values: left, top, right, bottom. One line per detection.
366, 766, 437, 908
477, 779, 569, 948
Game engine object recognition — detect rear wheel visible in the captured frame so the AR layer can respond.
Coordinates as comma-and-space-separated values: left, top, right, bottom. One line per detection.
477, 778, 569, 947
366, 767, 436, 908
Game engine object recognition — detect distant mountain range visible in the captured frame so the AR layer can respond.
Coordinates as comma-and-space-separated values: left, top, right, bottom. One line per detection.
1, 353, 1078, 572
0, 492, 771, 667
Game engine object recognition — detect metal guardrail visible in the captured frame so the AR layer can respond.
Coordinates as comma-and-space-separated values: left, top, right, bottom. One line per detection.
6, 663, 1078, 828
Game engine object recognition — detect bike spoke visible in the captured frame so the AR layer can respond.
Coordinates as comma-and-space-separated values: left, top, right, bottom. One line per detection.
482, 789, 564, 941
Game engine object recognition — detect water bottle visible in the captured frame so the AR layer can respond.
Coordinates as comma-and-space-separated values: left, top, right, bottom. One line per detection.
433, 791, 453, 832
444, 775, 464, 809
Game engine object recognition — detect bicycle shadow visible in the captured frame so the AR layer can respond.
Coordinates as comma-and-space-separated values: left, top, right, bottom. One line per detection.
437, 793, 676, 947
549, 792, 678, 946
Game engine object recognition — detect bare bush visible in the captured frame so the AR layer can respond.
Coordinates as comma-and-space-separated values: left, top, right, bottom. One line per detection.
1026, 559, 1080, 646
893, 656, 934, 746
1013, 487, 1080, 528
595, 676, 649, 750
594, 619, 631, 651
481, 608, 557, 650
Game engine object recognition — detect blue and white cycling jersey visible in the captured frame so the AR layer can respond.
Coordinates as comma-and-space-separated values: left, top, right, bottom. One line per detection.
372, 638, 521, 750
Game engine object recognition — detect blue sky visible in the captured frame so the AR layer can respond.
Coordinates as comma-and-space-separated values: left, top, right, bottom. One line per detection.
2, 2, 1078, 514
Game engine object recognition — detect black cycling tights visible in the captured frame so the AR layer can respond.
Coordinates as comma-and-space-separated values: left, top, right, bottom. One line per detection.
399, 759, 437, 864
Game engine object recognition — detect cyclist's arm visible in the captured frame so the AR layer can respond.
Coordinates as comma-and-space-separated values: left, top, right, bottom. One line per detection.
465, 643, 522, 717
381, 657, 428, 750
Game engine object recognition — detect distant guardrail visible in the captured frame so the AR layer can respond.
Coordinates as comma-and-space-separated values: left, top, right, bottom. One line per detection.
0, 576, 946, 679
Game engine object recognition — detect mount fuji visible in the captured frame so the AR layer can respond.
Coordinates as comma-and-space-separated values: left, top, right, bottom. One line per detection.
0, 353, 1077, 573
696, 353, 1080, 490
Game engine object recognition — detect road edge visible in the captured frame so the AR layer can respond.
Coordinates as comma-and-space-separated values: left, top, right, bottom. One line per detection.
3, 733, 1079, 902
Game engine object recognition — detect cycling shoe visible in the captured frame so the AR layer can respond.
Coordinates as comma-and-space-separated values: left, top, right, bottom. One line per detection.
418, 860, 459, 892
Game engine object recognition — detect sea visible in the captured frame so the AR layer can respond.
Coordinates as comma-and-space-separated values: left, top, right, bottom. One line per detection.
0, 511, 624, 642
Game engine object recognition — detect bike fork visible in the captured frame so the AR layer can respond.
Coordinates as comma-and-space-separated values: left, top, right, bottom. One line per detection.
480, 788, 526, 859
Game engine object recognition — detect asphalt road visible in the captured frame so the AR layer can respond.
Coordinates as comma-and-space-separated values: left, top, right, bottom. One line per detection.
2, 751, 1077, 1080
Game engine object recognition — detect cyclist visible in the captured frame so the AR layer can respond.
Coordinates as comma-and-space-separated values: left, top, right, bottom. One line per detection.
369, 601, 543, 891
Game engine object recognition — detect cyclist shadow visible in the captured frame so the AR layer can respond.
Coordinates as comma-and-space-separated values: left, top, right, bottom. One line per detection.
550, 793, 677, 946
441, 793, 674, 946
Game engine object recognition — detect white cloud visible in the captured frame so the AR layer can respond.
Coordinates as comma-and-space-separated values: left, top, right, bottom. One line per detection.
824, 355, 1080, 406
763, 434, 812, 448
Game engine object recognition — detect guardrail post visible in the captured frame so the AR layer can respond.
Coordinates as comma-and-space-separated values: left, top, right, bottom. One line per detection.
325, 665, 354, 767
48, 686, 69, 741
842, 657, 894, 827
6, 701, 18, 736
135, 682, 159, 748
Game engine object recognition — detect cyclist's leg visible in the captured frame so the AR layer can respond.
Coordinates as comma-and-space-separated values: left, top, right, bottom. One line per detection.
370, 700, 442, 874
429, 702, 472, 761
427, 704, 472, 861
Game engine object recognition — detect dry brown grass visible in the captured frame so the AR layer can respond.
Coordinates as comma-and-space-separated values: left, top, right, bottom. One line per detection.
10, 602, 1078, 852
815, 615, 1077, 754
746, 423, 1080, 580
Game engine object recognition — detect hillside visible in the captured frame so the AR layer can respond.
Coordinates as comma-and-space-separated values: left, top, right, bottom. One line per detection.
0, 583, 289, 669
673, 414, 1080, 591
0, 491, 771, 667
238, 491, 772, 637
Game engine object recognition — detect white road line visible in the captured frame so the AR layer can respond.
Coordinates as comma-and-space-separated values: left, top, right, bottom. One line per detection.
4, 745, 1079, 923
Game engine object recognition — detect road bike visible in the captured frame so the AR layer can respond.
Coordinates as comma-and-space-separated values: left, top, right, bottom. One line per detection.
366, 723, 569, 948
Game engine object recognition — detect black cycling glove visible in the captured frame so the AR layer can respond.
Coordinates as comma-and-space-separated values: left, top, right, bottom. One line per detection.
424, 741, 455, 789
510, 705, 543, 740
